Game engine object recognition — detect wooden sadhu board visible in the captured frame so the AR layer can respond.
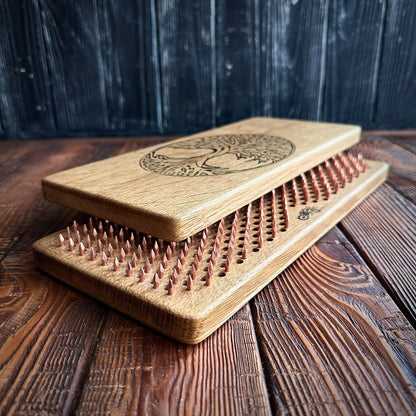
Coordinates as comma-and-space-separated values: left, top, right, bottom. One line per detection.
42, 117, 362, 241
33, 118, 388, 343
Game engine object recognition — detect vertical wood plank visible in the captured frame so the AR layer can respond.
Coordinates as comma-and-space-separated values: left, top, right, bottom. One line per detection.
0, 1, 415, 138
386, 134, 416, 154
75, 306, 272, 415
356, 135, 416, 202
155, 0, 213, 132
93, 1, 162, 132
251, 227, 416, 415
0, 272, 106, 415
215, 0, 260, 125
0, 140, 113, 415
261, 0, 329, 120
375, 0, 416, 128
323, 0, 386, 128
0, 0, 58, 137
340, 184, 416, 324
35, 0, 109, 131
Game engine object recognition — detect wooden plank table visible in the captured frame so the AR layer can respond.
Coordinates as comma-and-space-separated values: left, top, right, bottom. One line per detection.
1, 131, 415, 415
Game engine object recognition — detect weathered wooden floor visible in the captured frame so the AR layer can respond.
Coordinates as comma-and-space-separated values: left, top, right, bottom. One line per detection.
1, 132, 415, 415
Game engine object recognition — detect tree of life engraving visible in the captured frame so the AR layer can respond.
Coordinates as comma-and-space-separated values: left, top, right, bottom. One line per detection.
140, 134, 295, 176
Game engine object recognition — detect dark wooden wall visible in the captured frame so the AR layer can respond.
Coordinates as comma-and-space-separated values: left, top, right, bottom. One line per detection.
0, 0, 415, 140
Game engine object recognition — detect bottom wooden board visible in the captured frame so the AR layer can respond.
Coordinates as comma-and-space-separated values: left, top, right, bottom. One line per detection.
33, 159, 388, 344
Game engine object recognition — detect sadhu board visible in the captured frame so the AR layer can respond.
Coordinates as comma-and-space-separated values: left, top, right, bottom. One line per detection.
33, 118, 388, 343
41, 117, 364, 241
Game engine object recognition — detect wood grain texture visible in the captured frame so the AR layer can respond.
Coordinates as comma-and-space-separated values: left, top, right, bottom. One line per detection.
260, 0, 329, 120
0, 0, 55, 135
0, 137, 173, 415
0, 140, 109, 415
156, 0, 214, 131
387, 135, 416, 154
323, 0, 386, 126
375, 0, 416, 128
251, 227, 416, 415
1, 133, 415, 414
74, 305, 272, 416
41, 117, 361, 240
1, 1, 415, 139
33, 159, 387, 343
356, 134, 416, 202
215, 0, 260, 123
340, 184, 416, 325
0, 271, 105, 415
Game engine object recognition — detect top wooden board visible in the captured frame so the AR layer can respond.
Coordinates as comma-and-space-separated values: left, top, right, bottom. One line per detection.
42, 117, 361, 241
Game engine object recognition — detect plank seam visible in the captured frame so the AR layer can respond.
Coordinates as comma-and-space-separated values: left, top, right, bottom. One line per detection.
386, 137, 416, 157
38, 0, 58, 130
316, 0, 330, 121
210, 0, 217, 126
68, 309, 109, 415
150, 0, 163, 132
247, 301, 274, 416
338, 222, 416, 329
371, 0, 388, 124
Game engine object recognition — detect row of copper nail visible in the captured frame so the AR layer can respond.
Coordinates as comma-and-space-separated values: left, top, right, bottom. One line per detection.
60, 152, 367, 294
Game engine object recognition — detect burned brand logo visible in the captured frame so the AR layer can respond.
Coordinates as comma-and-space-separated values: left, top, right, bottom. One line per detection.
297, 206, 323, 221
139, 134, 295, 177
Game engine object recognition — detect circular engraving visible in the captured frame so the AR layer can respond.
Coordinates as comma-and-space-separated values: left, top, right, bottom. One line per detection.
140, 134, 295, 177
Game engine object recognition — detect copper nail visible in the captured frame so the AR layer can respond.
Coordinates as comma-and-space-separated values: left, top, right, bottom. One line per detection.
131, 252, 138, 268
125, 240, 131, 254
139, 267, 145, 282
168, 279, 174, 295
126, 261, 132, 277
193, 255, 199, 270
172, 268, 179, 285
187, 275, 193, 291
175, 258, 182, 274
137, 244, 143, 259
179, 250, 186, 265
149, 249, 156, 264
190, 264, 196, 280
162, 254, 168, 269
114, 256, 120, 271
145, 258, 151, 273
205, 269, 212, 286
153, 273, 160, 289
102, 232, 108, 246
158, 262, 164, 279
120, 248, 126, 263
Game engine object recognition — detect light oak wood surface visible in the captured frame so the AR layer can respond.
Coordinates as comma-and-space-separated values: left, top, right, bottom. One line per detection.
41, 118, 360, 241
33, 159, 387, 343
